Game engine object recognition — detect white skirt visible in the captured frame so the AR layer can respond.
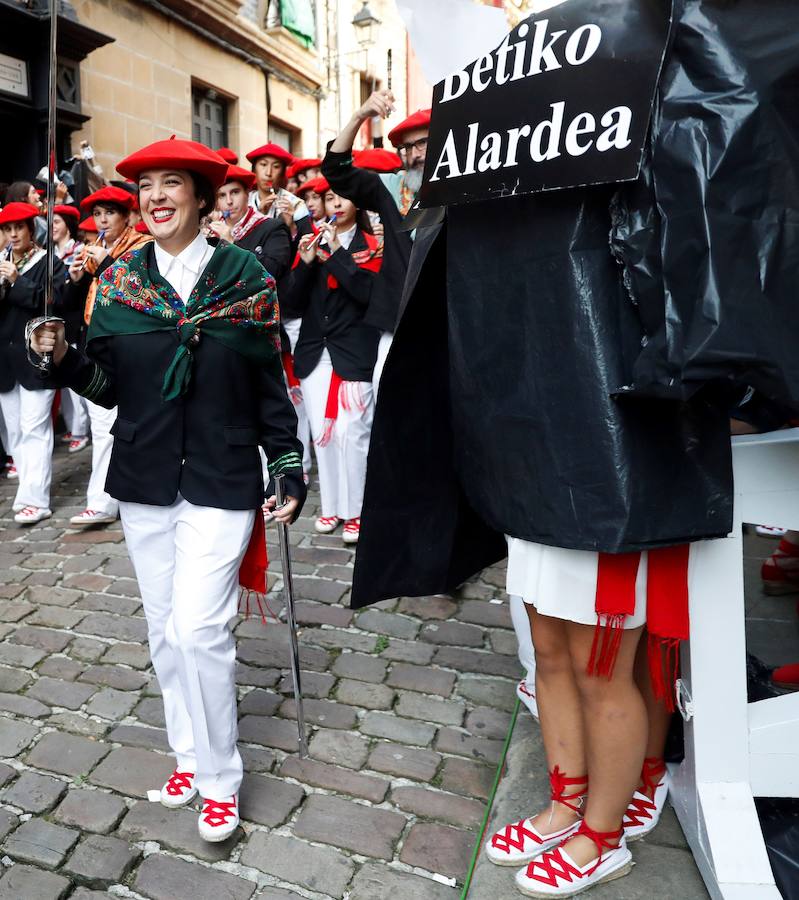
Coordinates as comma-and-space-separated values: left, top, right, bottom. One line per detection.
506, 537, 647, 629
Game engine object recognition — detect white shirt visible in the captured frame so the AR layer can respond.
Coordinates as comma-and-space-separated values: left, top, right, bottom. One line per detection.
248, 187, 310, 223
154, 232, 214, 304
321, 223, 357, 252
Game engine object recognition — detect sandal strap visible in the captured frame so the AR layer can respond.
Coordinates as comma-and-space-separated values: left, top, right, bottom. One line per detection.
165, 770, 194, 795
549, 766, 588, 813
574, 819, 624, 875
639, 756, 666, 795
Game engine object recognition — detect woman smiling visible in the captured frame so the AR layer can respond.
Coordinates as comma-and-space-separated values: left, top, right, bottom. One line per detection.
32, 137, 306, 843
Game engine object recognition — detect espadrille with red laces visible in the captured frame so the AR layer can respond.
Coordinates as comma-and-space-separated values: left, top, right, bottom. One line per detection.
761, 537, 799, 595
314, 515, 342, 534
623, 757, 670, 841
515, 820, 632, 897
160, 769, 197, 808
342, 517, 361, 544
198, 794, 239, 842
485, 767, 587, 866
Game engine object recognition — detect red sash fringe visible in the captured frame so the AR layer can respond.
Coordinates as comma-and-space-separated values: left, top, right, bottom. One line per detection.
237, 511, 274, 625
590, 545, 690, 710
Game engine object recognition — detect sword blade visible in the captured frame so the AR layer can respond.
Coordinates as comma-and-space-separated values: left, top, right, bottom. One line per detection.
275, 474, 309, 757
43, 0, 58, 372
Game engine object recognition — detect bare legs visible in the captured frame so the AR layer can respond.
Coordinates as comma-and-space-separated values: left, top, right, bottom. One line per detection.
634, 631, 671, 798
527, 604, 648, 867
527, 606, 586, 835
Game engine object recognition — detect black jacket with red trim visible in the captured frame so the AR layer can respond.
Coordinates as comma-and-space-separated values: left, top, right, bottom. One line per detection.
282, 227, 381, 382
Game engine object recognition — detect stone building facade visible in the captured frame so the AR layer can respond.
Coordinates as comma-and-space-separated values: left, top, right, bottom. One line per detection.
65, 0, 433, 176
71, 0, 323, 177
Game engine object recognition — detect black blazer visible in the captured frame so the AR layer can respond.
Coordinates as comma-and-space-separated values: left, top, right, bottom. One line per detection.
0, 253, 66, 392
57, 315, 306, 513
282, 228, 380, 382
207, 218, 293, 288
321, 149, 413, 334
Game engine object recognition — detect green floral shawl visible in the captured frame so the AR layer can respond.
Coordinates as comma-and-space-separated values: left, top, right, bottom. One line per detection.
88, 240, 281, 400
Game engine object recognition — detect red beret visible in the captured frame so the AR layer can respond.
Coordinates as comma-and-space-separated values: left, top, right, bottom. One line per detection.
296, 176, 329, 196
134, 220, 151, 235
245, 142, 294, 166
117, 136, 229, 188
80, 186, 135, 213
216, 147, 239, 165
354, 149, 403, 173
0, 202, 40, 226
53, 204, 81, 221
223, 165, 257, 192
287, 158, 322, 179
388, 108, 432, 148
78, 216, 98, 233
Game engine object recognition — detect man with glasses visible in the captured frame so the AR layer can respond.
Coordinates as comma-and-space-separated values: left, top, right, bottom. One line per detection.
322, 92, 431, 394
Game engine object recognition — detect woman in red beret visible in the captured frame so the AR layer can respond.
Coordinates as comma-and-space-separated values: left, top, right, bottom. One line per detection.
0, 202, 66, 525
296, 177, 329, 229
282, 187, 380, 544
31, 137, 306, 844
53, 205, 83, 268
65, 186, 152, 527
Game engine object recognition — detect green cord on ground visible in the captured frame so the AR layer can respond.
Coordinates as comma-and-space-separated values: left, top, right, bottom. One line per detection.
460, 696, 522, 900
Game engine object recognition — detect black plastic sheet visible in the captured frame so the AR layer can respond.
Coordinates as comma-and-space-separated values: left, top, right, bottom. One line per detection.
613, 0, 799, 407
444, 188, 733, 552
758, 799, 799, 900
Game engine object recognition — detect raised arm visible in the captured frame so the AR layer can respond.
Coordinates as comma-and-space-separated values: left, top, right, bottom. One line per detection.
323, 90, 397, 212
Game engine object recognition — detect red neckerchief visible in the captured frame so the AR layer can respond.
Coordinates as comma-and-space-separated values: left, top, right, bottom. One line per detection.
232, 206, 267, 242
317, 230, 383, 290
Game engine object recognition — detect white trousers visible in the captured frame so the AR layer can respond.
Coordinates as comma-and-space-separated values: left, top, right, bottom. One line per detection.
0, 403, 8, 455
372, 330, 394, 400
119, 496, 255, 798
86, 401, 118, 516
283, 317, 312, 475
61, 389, 89, 438
301, 350, 374, 521
0, 385, 54, 509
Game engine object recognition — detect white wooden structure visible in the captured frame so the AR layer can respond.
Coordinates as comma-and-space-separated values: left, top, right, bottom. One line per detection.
670, 428, 799, 899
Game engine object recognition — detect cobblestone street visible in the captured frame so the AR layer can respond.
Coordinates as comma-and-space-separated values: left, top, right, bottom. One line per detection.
0, 443, 518, 899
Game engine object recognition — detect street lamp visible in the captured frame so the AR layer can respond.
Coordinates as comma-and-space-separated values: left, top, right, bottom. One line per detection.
352, 2, 380, 47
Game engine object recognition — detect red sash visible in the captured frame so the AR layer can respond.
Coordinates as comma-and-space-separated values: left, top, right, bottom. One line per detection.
589, 546, 690, 710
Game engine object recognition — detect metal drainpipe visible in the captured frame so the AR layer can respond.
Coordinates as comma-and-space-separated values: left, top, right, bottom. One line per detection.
265, 69, 271, 142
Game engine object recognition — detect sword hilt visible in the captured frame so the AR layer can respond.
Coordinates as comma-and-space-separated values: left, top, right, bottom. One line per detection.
25, 316, 65, 377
